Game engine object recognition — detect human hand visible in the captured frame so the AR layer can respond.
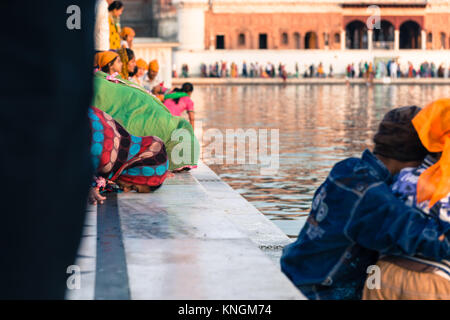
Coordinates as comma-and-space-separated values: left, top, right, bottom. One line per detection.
88, 187, 107, 205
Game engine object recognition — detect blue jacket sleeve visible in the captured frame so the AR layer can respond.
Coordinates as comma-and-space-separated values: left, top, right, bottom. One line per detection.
343, 182, 450, 261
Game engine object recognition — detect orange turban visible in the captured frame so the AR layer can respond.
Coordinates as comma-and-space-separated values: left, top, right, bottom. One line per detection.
412, 98, 450, 208
98, 51, 119, 69
136, 58, 148, 70
121, 27, 135, 39
149, 59, 159, 73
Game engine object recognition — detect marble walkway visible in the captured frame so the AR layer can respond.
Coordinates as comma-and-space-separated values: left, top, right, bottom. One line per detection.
66, 161, 305, 300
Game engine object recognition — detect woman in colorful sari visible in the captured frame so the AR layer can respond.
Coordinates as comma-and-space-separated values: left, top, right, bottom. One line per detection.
108, 1, 123, 50
363, 98, 450, 300
88, 107, 169, 205
92, 71, 199, 171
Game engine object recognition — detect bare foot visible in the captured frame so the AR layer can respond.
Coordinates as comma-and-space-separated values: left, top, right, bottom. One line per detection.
166, 172, 175, 178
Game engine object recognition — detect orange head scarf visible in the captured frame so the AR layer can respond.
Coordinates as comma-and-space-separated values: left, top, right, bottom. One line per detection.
136, 58, 148, 70
121, 27, 135, 39
97, 51, 119, 69
149, 59, 159, 73
413, 98, 450, 208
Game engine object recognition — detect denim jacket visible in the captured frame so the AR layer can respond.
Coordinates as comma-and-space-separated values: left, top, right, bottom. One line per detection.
280, 149, 450, 300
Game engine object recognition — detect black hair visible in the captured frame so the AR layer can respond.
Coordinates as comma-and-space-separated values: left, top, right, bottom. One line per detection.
172, 83, 194, 104
126, 48, 135, 61
125, 48, 136, 76
129, 66, 138, 78
108, 1, 123, 12
181, 82, 194, 93
101, 57, 118, 74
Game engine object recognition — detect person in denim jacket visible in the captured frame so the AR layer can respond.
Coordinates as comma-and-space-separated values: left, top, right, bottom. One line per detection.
280, 106, 450, 300
363, 99, 450, 300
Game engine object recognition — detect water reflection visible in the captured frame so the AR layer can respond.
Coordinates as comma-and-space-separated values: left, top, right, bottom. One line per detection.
192, 84, 450, 237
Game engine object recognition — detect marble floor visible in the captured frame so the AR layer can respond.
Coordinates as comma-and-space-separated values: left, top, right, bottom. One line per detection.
66, 162, 304, 300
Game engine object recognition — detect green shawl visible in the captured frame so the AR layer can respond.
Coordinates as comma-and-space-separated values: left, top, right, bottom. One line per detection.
164, 91, 189, 101
92, 71, 199, 170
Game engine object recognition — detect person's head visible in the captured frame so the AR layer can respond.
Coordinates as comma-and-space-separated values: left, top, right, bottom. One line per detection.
108, 1, 124, 17
181, 82, 194, 96
373, 106, 429, 175
121, 27, 135, 44
125, 48, 136, 73
116, 179, 154, 193
135, 59, 148, 78
98, 51, 122, 74
148, 60, 159, 80
117, 47, 135, 78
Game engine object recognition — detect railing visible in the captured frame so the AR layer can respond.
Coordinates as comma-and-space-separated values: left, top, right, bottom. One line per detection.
132, 38, 179, 89
373, 41, 394, 50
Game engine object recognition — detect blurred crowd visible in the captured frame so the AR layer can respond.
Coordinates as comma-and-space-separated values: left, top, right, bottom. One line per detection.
176, 60, 450, 79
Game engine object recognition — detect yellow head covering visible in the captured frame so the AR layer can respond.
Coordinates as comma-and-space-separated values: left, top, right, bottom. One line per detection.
121, 27, 135, 39
136, 59, 148, 70
149, 59, 159, 73
412, 98, 450, 208
98, 51, 119, 69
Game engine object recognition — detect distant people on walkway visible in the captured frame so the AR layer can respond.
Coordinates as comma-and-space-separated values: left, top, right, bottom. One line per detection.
108, 1, 123, 50
182, 64, 189, 78
242, 61, 248, 77
317, 62, 325, 78
231, 62, 238, 78
182, 59, 449, 79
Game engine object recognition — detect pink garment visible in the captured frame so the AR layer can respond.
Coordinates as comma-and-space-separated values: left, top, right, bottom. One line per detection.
163, 96, 194, 116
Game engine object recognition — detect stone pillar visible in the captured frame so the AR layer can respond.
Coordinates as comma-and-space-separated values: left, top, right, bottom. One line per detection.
341, 30, 346, 50
368, 29, 373, 50
421, 30, 426, 50
209, 33, 215, 51
394, 29, 399, 50
173, 0, 208, 51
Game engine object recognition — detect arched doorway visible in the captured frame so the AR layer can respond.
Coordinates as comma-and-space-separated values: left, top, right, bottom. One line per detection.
440, 32, 446, 49
400, 20, 421, 49
345, 20, 368, 49
305, 32, 318, 49
373, 20, 394, 49
293, 32, 301, 49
